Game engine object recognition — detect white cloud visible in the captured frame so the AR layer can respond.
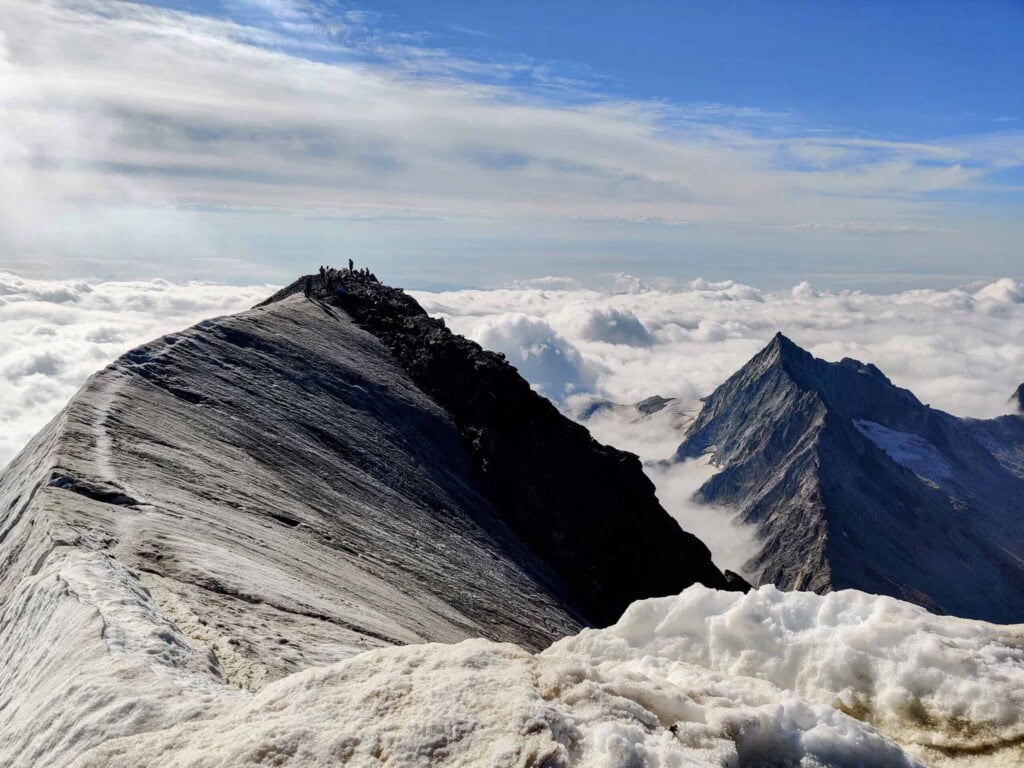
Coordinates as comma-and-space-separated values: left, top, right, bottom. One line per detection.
4, 272, 1022, 577
419, 276, 1024, 572
1, 0, 1022, 279
786, 220, 935, 236
0, 273, 273, 467
3, 272, 1023, 504
650, 459, 760, 576
419, 276, 1024, 421
473, 313, 596, 398
575, 307, 654, 346
974, 277, 1024, 305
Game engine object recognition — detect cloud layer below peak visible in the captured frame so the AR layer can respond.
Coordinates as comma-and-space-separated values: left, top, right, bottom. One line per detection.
417, 276, 1024, 422
0, 273, 273, 466
2, 274, 1022, 526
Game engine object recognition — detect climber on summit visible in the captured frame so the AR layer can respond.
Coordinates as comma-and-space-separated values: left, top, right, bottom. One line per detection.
319, 265, 326, 285
304, 276, 313, 298
348, 258, 354, 273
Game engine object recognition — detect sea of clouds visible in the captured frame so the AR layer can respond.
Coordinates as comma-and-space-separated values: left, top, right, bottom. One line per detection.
417, 275, 1024, 420
418, 275, 1024, 573
0, 273, 275, 466
2, 272, 1022, 474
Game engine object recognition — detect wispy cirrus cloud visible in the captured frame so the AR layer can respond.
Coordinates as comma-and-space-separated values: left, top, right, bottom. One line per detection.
0, 0, 1022, 283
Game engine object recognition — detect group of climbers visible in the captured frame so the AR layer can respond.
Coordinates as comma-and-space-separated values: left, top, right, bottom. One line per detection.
303, 260, 378, 299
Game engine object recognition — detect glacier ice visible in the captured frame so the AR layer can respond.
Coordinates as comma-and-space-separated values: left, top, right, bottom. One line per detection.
853, 419, 953, 485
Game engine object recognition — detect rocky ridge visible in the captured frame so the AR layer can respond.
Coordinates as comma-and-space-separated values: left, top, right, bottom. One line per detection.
267, 270, 742, 622
0, 268, 747, 766
675, 333, 1024, 621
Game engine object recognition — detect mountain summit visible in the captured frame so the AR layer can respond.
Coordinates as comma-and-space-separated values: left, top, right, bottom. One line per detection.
676, 334, 1024, 622
0, 268, 741, 765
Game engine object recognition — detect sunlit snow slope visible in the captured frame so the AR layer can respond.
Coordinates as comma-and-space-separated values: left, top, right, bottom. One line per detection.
0, 294, 579, 764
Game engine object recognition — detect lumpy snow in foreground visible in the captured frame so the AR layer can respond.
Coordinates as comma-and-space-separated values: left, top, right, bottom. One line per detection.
41, 584, 1022, 768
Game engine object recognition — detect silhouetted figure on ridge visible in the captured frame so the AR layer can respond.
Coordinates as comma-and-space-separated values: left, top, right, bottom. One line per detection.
319, 265, 326, 285
304, 276, 313, 298
348, 258, 354, 272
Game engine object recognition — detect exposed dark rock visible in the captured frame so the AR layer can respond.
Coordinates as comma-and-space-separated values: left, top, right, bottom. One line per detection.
636, 395, 675, 416
676, 333, 1024, 622
266, 270, 740, 626
722, 570, 752, 591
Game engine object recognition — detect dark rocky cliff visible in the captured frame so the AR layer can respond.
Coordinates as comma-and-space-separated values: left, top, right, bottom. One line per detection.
265, 270, 739, 625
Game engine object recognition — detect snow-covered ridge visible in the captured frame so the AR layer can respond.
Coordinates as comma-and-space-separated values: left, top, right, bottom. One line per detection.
0, 290, 582, 765
0, 274, 741, 766
68, 586, 1024, 767
853, 418, 953, 484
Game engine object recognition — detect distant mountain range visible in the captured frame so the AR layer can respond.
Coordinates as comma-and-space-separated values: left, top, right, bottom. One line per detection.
580, 334, 1024, 622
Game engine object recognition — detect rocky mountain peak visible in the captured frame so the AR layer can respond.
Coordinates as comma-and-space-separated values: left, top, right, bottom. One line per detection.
734, 333, 922, 425
734, 332, 810, 380
1014, 382, 1024, 412
765, 331, 806, 359
266, 266, 742, 624
675, 333, 1024, 622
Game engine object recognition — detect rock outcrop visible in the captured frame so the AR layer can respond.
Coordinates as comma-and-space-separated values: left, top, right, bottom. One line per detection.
266, 271, 737, 625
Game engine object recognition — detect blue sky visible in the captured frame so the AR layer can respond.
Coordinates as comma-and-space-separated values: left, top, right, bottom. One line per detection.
1, 0, 1022, 289
153, 0, 1024, 134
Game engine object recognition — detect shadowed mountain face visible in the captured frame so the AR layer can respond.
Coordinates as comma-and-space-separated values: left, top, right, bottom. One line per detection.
266, 272, 738, 623
676, 333, 1024, 622
1015, 383, 1024, 412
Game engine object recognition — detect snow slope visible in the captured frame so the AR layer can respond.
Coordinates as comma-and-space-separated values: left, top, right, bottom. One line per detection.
853, 419, 953, 484
0, 293, 583, 765
69, 585, 1024, 768
0, 275, 741, 766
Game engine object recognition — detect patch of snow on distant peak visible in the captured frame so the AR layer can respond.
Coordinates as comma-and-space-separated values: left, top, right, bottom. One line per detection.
854, 418, 953, 483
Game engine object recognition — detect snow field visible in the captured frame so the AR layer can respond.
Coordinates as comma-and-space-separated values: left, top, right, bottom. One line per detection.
63, 585, 1024, 767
